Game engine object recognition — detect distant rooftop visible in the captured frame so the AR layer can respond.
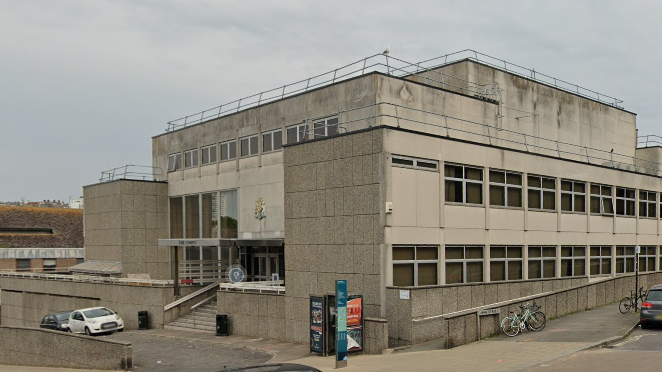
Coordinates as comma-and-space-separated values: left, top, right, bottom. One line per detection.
164, 49, 624, 133
0, 206, 83, 248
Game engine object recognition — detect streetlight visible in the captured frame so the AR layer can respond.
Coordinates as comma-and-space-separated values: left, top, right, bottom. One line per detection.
635, 245, 640, 312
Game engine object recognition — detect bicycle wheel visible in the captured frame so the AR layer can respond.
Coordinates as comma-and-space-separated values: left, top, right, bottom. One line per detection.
501, 316, 520, 337
527, 311, 546, 331
619, 297, 632, 314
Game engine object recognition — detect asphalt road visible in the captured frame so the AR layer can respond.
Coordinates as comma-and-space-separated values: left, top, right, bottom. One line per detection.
100, 330, 273, 372
520, 325, 662, 372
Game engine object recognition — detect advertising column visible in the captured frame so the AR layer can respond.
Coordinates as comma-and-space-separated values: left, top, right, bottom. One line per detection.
335, 280, 348, 368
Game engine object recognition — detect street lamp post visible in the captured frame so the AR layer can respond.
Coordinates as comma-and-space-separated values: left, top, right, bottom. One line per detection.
635, 245, 640, 312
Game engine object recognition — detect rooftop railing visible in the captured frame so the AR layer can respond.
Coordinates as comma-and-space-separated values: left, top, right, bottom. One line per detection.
0, 270, 173, 286
637, 135, 662, 148
99, 165, 162, 182
314, 101, 661, 177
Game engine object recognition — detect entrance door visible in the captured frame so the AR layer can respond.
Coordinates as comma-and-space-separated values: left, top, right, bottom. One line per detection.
252, 253, 279, 281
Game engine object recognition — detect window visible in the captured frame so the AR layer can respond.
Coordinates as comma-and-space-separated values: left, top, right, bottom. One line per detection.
444, 164, 483, 204
490, 246, 523, 281
445, 246, 484, 284
590, 184, 613, 215
76, 258, 84, 265
589, 246, 611, 276
561, 180, 586, 213
639, 246, 656, 272
220, 140, 237, 161
201, 144, 217, 165
392, 246, 439, 286
528, 246, 556, 279
167, 153, 182, 172
184, 149, 199, 168
489, 170, 522, 208
615, 187, 635, 216
43, 259, 57, 271
527, 175, 556, 211
639, 191, 656, 218
615, 246, 635, 274
17, 259, 31, 272
262, 129, 283, 153
240, 135, 258, 157
561, 246, 585, 277
391, 156, 439, 171
313, 116, 339, 138
287, 123, 308, 144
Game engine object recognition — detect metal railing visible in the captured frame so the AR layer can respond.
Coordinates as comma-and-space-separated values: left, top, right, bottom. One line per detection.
190, 295, 217, 328
219, 280, 285, 294
0, 271, 173, 286
99, 165, 162, 182
306, 101, 662, 177
164, 53, 500, 132
637, 135, 662, 148
178, 260, 228, 286
416, 49, 624, 108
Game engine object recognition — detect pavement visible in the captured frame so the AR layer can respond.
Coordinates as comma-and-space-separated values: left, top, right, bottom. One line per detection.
0, 302, 642, 372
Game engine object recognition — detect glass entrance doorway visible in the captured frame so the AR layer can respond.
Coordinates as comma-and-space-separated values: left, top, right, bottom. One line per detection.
239, 246, 285, 282
252, 253, 279, 281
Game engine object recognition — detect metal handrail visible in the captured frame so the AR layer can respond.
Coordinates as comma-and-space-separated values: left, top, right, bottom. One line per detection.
190, 294, 217, 328
164, 53, 500, 132
0, 271, 173, 286
416, 49, 624, 108
637, 135, 662, 148
164, 279, 223, 311
99, 165, 163, 182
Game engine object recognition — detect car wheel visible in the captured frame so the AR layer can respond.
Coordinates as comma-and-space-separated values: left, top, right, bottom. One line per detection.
67, 328, 72, 333
117, 328, 124, 332
85, 327, 92, 336
641, 322, 650, 329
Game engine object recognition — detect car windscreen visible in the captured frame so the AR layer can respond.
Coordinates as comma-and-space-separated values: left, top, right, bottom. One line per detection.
55, 313, 72, 322
83, 308, 114, 318
647, 290, 662, 301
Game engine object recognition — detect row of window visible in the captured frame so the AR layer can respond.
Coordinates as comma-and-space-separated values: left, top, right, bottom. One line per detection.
392, 245, 662, 287
167, 116, 339, 171
15, 258, 84, 272
440, 162, 662, 218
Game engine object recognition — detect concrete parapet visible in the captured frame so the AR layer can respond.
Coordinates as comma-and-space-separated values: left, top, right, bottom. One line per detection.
0, 326, 132, 370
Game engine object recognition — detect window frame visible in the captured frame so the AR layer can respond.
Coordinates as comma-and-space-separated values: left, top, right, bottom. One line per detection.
16, 259, 31, 272
638, 246, 656, 272
312, 116, 339, 138
201, 144, 217, 165
391, 155, 439, 172
489, 169, 523, 208
615, 187, 636, 217
639, 190, 657, 218
43, 258, 57, 272
184, 148, 199, 168
527, 246, 556, 279
444, 164, 484, 205
589, 246, 612, 276
445, 245, 484, 284
560, 246, 586, 277
392, 245, 439, 287
527, 174, 556, 211
240, 135, 259, 157
167, 153, 182, 172
590, 184, 614, 215
262, 129, 283, 153
220, 140, 237, 162
560, 180, 586, 213
615, 246, 636, 274
489, 246, 523, 281
286, 123, 308, 144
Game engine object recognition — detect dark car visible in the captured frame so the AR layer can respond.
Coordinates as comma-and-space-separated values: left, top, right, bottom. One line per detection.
39, 311, 73, 332
219, 363, 322, 372
641, 284, 662, 329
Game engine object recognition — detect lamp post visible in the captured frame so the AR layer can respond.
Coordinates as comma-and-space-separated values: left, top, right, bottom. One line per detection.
635, 245, 640, 312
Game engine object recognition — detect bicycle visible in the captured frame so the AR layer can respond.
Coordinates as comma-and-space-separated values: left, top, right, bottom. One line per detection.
619, 287, 647, 314
500, 301, 546, 337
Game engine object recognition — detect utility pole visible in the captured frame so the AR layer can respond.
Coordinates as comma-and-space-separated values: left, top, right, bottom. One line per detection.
635, 245, 640, 312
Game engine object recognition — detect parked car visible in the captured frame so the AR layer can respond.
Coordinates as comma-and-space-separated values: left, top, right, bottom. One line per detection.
641, 284, 662, 329
39, 311, 73, 332
66, 307, 124, 336
219, 364, 322, 372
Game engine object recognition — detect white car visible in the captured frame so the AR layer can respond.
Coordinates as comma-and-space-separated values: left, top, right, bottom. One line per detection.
66, 307, 124, 336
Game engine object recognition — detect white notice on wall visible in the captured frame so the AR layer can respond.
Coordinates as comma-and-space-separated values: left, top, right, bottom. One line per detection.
400, 290, 410, 300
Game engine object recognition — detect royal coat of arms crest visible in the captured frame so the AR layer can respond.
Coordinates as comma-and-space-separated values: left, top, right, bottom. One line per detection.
255, 197, 266, 219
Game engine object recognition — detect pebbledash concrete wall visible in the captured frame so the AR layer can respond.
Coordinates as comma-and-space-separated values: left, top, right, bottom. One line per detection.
83, 179, 170, 280
0, 326, 132, 370
386, 276, 587, 347
0, 275, 180, 329
216, 289, 389, 354
408, 272, 662, 349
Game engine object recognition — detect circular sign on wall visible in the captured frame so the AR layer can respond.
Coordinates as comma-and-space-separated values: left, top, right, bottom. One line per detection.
226, 265, 246, 283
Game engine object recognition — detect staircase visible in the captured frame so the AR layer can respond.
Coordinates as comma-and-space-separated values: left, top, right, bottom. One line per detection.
168, 300, 217, 332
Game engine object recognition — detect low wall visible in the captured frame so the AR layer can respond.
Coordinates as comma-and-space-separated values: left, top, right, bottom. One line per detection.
0, 275, 178, 330
0, 326, 132, 370
217, 290, 286, 341
385, 276, 588, 347
364, 318, 388, 354
413, 272, 662, 349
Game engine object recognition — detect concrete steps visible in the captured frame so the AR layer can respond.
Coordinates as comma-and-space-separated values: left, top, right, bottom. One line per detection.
168, 302, 217, 332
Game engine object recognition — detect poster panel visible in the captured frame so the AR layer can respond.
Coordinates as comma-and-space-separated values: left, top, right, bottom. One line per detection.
347, 295, 363, 351
310, 296, 324, 353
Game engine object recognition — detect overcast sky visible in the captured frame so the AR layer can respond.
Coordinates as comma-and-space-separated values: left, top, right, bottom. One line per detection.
1, 0, 661, 202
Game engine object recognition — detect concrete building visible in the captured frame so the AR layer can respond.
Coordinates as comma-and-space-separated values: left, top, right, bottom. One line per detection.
4, 50, 662, 352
